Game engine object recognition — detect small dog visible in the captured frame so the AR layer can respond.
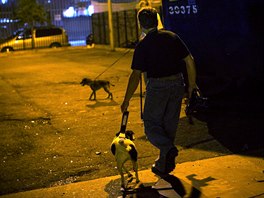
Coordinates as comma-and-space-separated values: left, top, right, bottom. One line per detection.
110, 130, 140, 189
80, 78, 113, 100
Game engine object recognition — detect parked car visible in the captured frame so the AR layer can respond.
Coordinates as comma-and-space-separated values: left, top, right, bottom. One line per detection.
0, 26, 70, 52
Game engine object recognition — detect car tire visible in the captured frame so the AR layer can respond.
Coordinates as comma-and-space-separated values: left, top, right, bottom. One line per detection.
50, 43, 61, 48
1, 47, 14, 52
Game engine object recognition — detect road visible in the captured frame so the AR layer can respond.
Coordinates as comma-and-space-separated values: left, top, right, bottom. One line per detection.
0, 47, 231, 195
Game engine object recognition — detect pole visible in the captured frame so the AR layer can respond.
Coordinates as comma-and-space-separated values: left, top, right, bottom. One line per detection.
107, 0, 115, 51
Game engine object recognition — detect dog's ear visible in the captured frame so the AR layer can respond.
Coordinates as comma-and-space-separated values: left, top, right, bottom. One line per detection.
115, 131, 121, 137
128, 145, 137, 161
110, 144, 116, 155
125, 130, 135, 140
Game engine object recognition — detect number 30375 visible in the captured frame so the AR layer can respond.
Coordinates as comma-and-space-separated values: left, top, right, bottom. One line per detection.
168, 5, 198, 15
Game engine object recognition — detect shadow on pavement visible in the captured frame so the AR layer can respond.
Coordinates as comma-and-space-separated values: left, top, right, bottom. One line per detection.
186, 174, 216, 198
86, 99, 119, 108
104, 175, 210, 198
161, 175, 186, 197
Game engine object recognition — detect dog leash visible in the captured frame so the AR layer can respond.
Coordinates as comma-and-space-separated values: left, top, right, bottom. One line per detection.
94, 48, 132, 80
120, 111, 129, 133
139, 73, 144, 120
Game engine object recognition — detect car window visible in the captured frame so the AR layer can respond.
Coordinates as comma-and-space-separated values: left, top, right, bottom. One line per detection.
36, 28, 62, 38
24, 29, 32, 39
16, 29, 32, 40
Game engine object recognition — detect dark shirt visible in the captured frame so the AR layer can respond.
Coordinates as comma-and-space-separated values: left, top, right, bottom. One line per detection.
131, 29, 190, 78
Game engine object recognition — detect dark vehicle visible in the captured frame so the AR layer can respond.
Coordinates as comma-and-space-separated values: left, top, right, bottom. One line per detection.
0, 26, 70, 52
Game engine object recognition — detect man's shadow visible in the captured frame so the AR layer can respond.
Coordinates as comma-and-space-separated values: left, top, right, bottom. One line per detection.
105, 174, 213, 198
186, 174, 216, 198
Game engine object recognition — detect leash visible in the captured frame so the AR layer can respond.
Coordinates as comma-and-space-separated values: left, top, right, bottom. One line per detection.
120, 111, 129, 133
139, 73, 144, 120
94, 48, 132, 80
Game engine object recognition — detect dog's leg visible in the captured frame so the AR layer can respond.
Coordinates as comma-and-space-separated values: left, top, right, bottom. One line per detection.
89, 91, 96, 100
89, 93, 93, 100
103, 87, 113, 100
93, 91, 96, 100
117, 162, 125, 188
132, 161, 140, 183
122, 166, 133, 183
109, 93, 113, 100
122, 166, 132, 177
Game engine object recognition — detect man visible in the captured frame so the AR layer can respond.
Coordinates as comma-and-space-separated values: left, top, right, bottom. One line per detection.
121, 7, 197, 176
136, 3, 163, 85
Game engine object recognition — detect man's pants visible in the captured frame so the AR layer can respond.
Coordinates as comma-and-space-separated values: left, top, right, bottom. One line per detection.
143, 75, 185, 172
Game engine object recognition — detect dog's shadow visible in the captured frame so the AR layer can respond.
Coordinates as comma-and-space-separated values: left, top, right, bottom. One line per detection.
104, 175, 188, 198
104, 178, 160, 198
86, 99, 119, 108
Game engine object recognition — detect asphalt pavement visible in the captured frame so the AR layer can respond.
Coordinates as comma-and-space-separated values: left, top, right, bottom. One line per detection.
0, 45, 263, 198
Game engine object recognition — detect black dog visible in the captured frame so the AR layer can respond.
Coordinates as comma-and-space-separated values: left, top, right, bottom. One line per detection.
80, 78, 113, 100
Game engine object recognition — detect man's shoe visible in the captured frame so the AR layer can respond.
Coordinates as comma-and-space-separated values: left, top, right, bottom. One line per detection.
165, 147, 178, 173
151, 165, 169, 178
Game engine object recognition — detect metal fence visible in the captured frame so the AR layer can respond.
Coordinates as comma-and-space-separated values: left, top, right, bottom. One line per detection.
1, 1, 162, 48
92, 9, 139, 48
0, 1, 92, 46
92, 6, 162, 48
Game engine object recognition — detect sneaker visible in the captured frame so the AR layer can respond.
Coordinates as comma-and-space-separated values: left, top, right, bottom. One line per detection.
165, 147, 178, 173
151, 165, 169, 178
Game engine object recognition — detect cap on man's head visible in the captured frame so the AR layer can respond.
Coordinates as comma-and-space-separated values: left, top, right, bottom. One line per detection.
138, 7, 158, 29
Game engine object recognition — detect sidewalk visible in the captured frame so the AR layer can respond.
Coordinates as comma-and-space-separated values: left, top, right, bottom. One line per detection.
1, 154, 263, 198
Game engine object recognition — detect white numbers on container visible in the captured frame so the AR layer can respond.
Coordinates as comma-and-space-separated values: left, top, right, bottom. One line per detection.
168, 5, 198, 15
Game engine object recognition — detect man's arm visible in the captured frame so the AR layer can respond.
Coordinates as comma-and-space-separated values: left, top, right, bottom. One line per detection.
184, 54, 197, 97
121, 69, 142, 113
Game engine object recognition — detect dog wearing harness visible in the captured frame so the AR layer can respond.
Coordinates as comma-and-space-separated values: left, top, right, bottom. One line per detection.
111, 131, 139, 189
110, 111, 140, 189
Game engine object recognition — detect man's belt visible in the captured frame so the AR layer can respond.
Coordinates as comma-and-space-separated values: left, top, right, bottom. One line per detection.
150, 73, 183, 81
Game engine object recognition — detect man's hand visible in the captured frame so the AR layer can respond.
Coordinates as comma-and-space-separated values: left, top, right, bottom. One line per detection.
121, 100, 129, 113
188, 85, 197, 99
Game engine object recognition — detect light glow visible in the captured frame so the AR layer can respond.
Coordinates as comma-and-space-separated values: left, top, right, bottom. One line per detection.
63, 6, 93, 18
88, 5, 94, 16
0, 18, 18, 23
63, 7, 76, 18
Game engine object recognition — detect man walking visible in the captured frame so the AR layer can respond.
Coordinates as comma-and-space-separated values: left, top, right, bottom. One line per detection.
121, 7, 197, 176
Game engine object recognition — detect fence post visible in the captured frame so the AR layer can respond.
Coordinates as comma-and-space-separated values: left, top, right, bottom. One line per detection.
116, 12, 120, 47
135, 9, 139, 43
102, 13, 106, 44
107, 0, 115, 51
124, 10, 128, 47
